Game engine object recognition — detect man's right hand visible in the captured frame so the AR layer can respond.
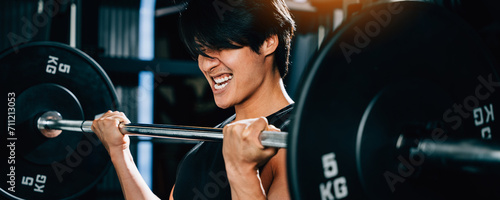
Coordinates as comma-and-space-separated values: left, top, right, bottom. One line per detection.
91, 111, 131, 154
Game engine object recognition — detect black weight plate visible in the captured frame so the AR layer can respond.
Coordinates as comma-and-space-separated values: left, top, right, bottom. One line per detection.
356, 80, 455, 199
17, 83, 85, 164
0, 42, 119, 200
288, 1, 499, 200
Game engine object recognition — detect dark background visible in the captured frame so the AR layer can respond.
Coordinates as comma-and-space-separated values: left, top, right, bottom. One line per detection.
0, 0, 499, 199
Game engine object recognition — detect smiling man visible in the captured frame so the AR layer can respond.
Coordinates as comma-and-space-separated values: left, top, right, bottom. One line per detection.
91, 0, 296, 199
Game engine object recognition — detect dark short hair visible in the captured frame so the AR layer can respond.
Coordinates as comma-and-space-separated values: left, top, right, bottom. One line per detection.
179, 0, 296, 78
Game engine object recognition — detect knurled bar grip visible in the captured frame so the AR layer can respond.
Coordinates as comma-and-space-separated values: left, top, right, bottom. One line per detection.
37, 113, 287, 148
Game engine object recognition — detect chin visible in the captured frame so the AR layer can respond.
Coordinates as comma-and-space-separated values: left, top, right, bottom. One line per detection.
215, 102, 231, 109
214, 99, 232, 109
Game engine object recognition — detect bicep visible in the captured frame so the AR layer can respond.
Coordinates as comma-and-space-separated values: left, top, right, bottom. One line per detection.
266, 149, 290, 200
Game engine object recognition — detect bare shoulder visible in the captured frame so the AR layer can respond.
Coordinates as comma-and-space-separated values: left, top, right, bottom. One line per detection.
260, 148, 290, 199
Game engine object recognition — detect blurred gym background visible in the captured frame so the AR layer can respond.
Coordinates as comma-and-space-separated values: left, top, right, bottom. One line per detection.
1, 0, 499, 199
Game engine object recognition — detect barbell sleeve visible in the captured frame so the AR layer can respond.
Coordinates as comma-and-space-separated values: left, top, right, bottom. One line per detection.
415, 139, 500, 165
37, 112, 287, 148
409, 139, 500, 175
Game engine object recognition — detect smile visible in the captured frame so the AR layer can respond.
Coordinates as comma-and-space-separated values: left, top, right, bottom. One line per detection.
213, 74, 233, 90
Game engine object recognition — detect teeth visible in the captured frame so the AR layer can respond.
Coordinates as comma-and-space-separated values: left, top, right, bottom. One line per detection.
214, 75, 233, 84
213, 75, 232, 90
214, 82, 228, 90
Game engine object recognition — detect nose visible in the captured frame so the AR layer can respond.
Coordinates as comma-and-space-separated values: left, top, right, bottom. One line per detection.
198, 54, 221, 72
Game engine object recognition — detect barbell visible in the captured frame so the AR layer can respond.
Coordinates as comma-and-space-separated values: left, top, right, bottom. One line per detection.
1, 1, 499, 200
36, 111, 288, 148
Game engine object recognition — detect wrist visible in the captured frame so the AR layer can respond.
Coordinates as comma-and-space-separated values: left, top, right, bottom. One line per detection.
109, 146, 131, 162
227, 168, 266, 200
226, 162, 257, 176
226, 164, 260, 184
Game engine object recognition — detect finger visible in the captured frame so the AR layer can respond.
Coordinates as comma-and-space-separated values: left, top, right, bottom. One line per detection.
261, 146, 279, 158
224, 120, 249, 137
98, 112, 129, 123
107, 112, 131, 124
101, 110, 121, 116
266, 124, 280, 132
107, 117, 125, 135
245, 117, 268, 135
97, 111, 116, 120
98, 112, 128, 135
118, 112, 131, 124
117, 121, 129, 135
244, 117, 269, 149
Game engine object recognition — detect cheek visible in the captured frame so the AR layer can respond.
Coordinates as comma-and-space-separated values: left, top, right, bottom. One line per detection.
198, 57, 206, 71
235, 69, 263, 94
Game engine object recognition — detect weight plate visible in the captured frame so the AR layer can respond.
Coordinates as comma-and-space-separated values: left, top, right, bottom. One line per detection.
17, 84, 85, 164
356, 81, 454, 199
288, 1, 499, 200
0, 42, 118, 200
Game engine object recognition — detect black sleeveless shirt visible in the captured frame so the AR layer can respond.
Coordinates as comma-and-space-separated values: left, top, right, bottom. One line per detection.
172, 104, 294, 199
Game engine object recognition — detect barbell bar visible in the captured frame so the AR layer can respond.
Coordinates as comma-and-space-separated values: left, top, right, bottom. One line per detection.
36, 111, 288, 148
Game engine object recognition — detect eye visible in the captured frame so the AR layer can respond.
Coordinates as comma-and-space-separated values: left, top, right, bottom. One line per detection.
200, 49, 220, 59
198, 52, 215, 60
204, 48, 217, 54
203, 54, 215, 59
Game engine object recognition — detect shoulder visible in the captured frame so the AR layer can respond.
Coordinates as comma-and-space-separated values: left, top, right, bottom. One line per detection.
267, 103, 294, 131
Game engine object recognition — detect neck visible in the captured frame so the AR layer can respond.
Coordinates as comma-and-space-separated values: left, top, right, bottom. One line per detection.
234, 76, 294, 121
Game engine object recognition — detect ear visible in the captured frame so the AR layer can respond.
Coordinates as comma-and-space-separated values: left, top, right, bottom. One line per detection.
261, 34, 279, 57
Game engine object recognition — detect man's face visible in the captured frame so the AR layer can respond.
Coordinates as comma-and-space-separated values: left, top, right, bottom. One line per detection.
198, 46, 269, 109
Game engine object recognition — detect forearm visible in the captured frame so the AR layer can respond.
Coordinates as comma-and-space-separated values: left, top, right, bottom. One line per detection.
227, 166, 267, 200
110, 148, 159, 200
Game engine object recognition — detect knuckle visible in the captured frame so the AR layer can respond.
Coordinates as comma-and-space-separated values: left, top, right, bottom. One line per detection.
223, 124, 232, 132
235, 125, 247, 134
268, 125, 280, 131
241, 127, 254, 138
223, 126, 234, 137
226, 123, 244, 133
256, 117, 268, 124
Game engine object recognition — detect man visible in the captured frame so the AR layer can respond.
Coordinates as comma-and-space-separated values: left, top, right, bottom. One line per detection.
91, 0, 296, 199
